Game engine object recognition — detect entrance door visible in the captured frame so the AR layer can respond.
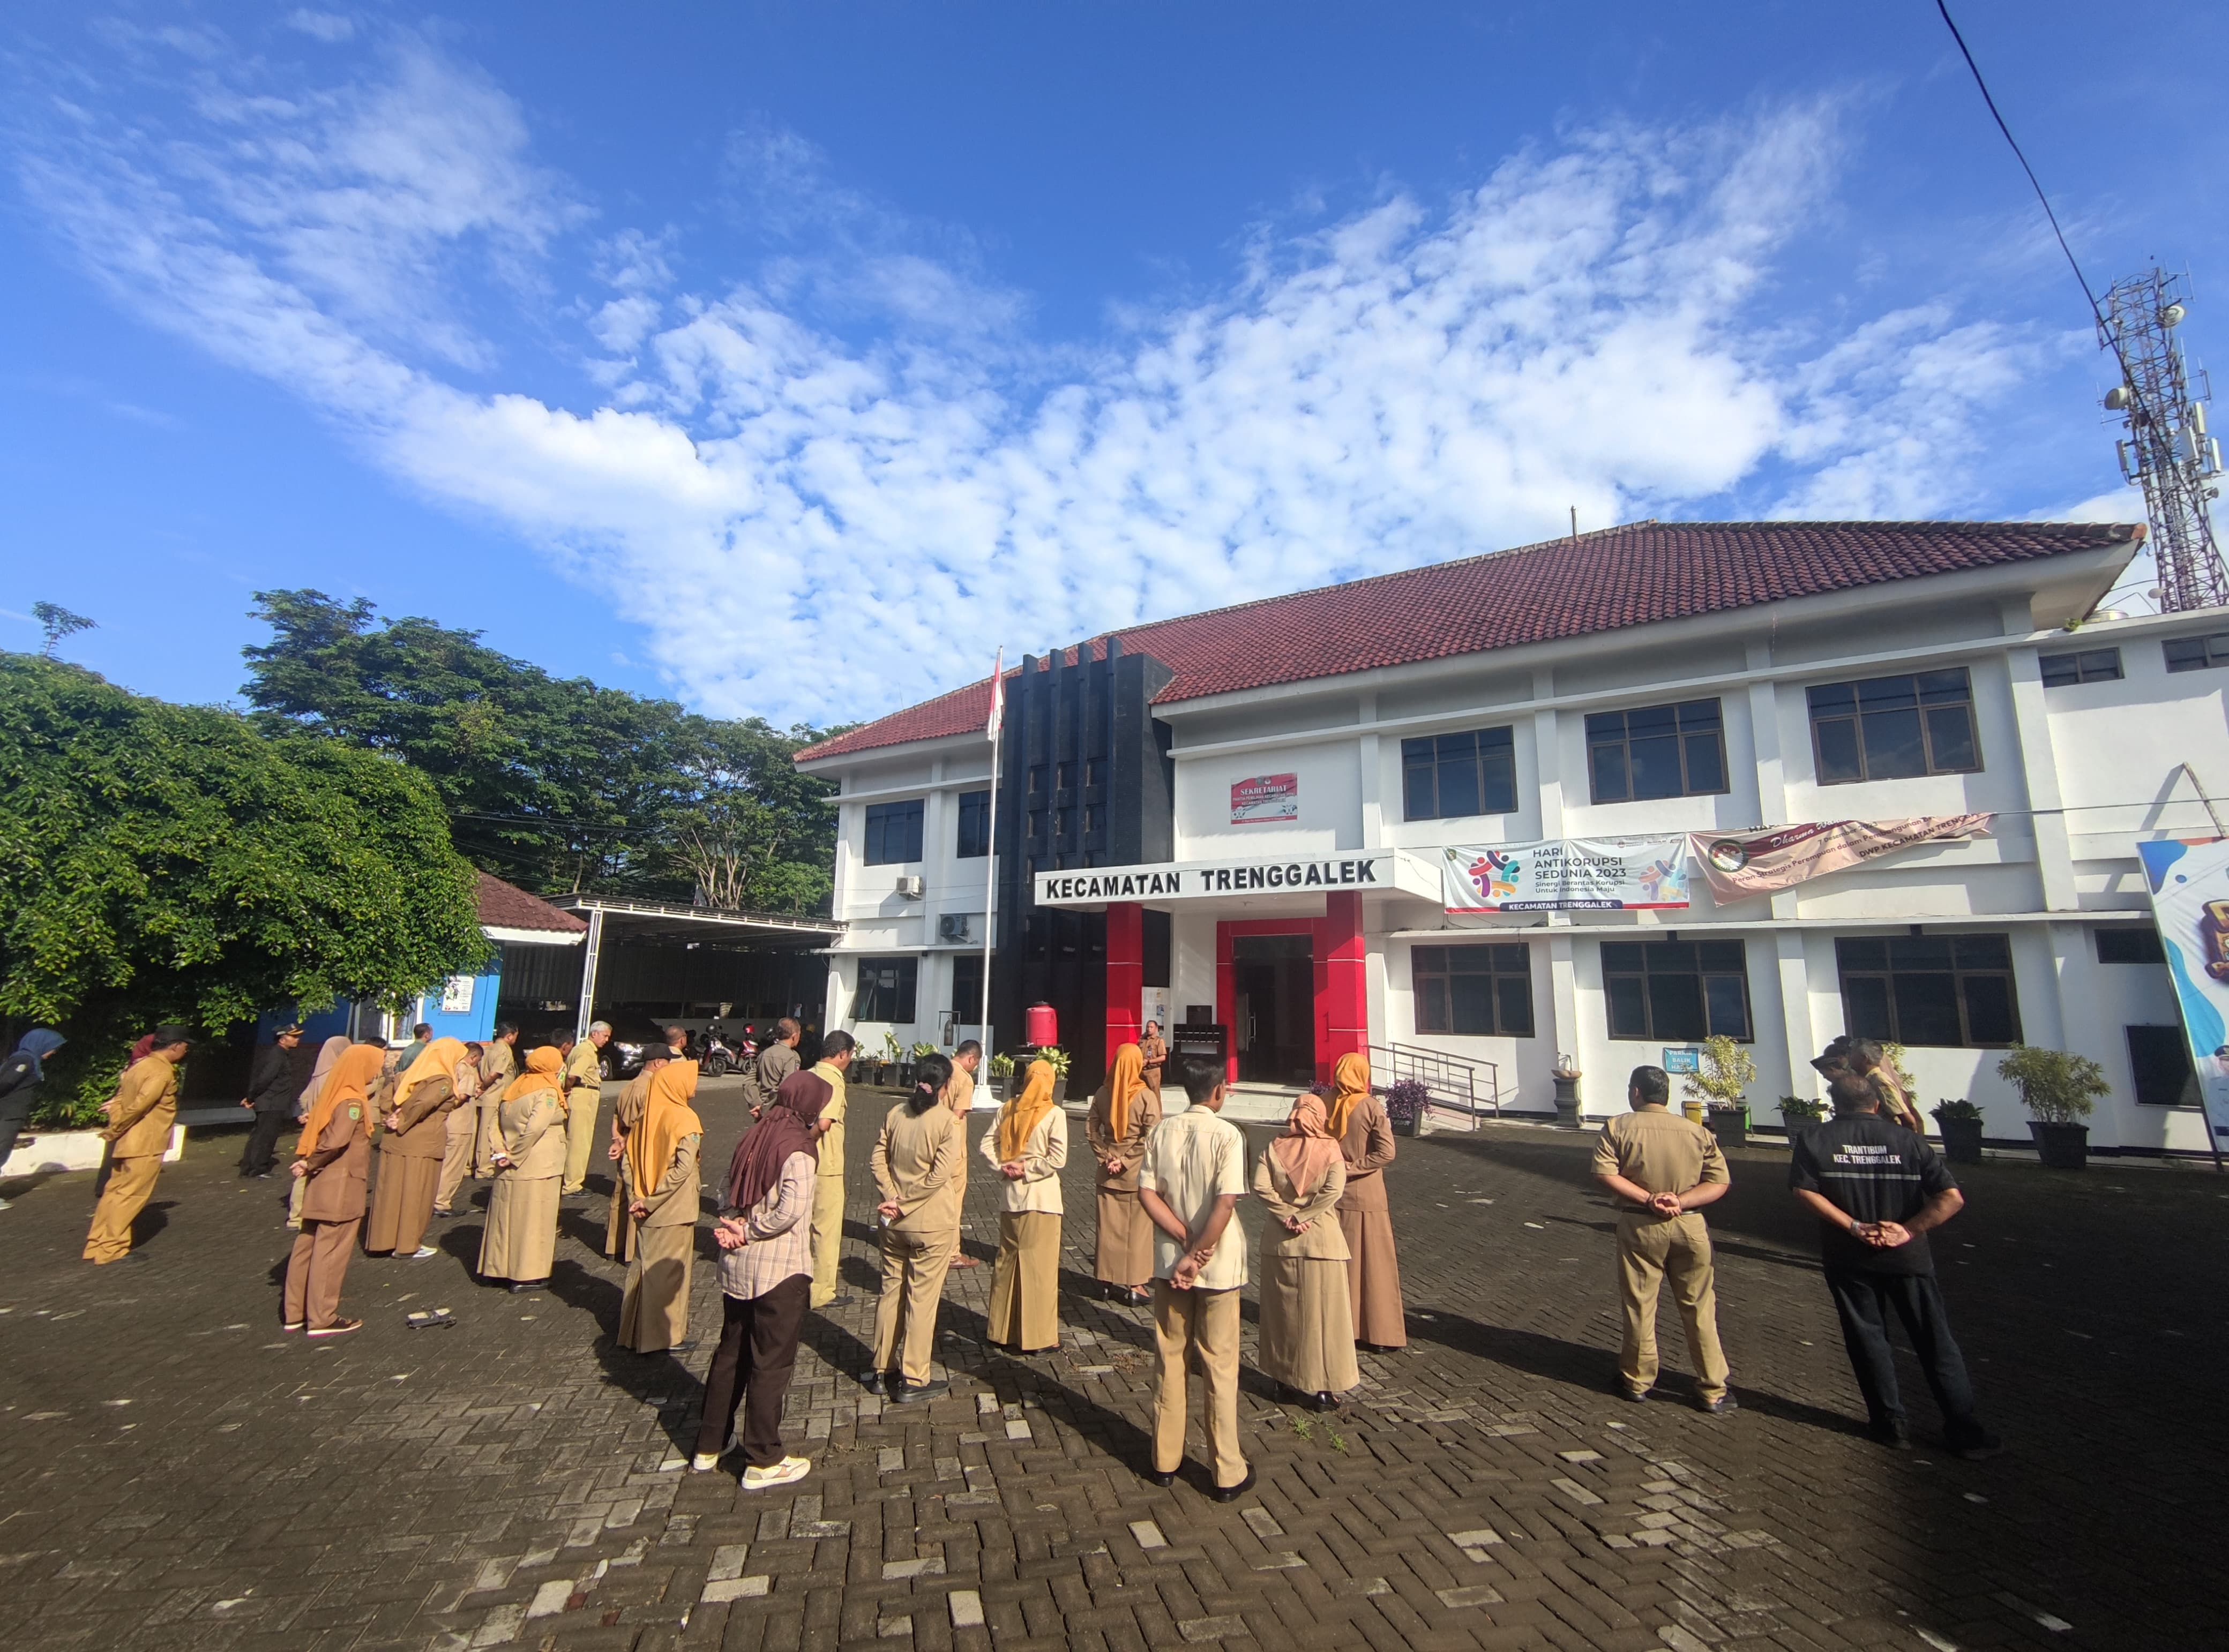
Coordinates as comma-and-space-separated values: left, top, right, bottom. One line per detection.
1232, 933, 1314, 1084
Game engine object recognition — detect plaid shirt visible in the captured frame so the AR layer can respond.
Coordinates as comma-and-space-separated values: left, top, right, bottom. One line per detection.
714, 1151, 815, 1300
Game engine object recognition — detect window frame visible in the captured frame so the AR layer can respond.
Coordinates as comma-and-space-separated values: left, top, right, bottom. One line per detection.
1411, 943, 1535, 1037
1599, 938, 1752, 1043
2164, 632, 2229, 673
2125, 1025, 2200, 1108
1833, 933, 2022, 1049
1805, 667, 1981, 786
851, 956, 919, 1024
2095, 926, 2166, 965
1400, 725, 1519, 822
1584, 699, 1729, 805
949, 952, 984, 1019
863, 799, 925, 866
955, 790, 991, 859
2039, 647, 2123, 687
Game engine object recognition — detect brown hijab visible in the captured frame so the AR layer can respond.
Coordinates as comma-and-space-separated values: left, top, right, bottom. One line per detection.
724, 1068, 830, 1212
1268, 1091, 1342, 1199
296, 1043, 387, 1156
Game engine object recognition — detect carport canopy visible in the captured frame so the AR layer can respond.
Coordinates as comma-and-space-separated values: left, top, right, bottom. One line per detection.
545, 895, 844, 1039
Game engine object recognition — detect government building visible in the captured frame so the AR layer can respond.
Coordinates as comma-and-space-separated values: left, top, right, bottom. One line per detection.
797, 519, 2227, 1155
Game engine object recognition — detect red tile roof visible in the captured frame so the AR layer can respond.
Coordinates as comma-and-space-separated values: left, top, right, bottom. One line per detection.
797, 519, 2142, 762
475, 870, 589, 935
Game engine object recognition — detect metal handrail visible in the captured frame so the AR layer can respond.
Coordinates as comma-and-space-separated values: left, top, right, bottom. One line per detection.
1368, 1040, 1502, 1118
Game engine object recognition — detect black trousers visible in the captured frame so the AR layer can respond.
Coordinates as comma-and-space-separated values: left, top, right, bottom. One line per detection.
1823, 1267, 1984, 1441
0, 1099, 28, 1181
239, 1110, 292, 1175
695, 1274, 810, 1467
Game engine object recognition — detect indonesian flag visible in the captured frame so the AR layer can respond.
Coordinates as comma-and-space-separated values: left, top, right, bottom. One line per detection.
985, 648, 1005, 741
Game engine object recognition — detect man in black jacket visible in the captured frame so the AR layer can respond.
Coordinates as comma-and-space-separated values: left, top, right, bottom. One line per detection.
237, 1025, 304, 1176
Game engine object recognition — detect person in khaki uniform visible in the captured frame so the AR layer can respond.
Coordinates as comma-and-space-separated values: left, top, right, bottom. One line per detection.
368, 1038, 478, 1257
604, 1056, 666, 1260
746, 1018, 802, 1119
946, 1039, 983, 1270
1139, 1055, 1253, 1499
479, 1047, 568, 1291
866, 1054, 965, 1400
1591, 1064, 1734, 1413
617, 1060, 704, 1353
85, 1028, 190, 1264
1086, 1042, 1161, 1304
560, 1023, 609, 1196
807, 1031, 856, 1308
472, 1024, 520, 1177
980, 1056, 1067, 1352
284, 1041, 385, 1335
1251, 1092, 1357, 1410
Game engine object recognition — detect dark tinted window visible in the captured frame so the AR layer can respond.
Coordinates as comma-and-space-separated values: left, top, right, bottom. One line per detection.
1835, 933, 2021, 1048
2165, 633, 2229, 672
2127, 1026, 2198, 1107
1584, 700, 1727, 804
851, 956, 919, 1023
2039, 648, 2122, 687
864, 800, 925, 865
1413, 943, 1534, 1037
1806, 669, 1980, 784
1600, 938, 1749, 1041
1401, 726, 1517, 821
949, 953, 984, 1018
955, 790, 991, 858
2096, 927, 2166, 964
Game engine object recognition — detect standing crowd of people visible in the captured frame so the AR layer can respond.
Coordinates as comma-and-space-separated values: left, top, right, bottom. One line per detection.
0, 1012, 2000, 1490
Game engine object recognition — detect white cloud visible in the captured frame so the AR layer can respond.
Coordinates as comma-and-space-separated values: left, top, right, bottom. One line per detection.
287, 10, 357, 43
11, 32, 2095, 724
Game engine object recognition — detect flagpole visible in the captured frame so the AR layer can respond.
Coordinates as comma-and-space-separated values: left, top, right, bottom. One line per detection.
978, 650, 1003, 1068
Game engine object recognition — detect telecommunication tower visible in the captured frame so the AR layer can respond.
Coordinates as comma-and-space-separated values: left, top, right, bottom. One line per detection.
2099, 268, 2228, 611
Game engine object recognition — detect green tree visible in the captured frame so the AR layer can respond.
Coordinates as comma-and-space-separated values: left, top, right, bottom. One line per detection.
658, 715, 837, 914
0, 653, 487, 1119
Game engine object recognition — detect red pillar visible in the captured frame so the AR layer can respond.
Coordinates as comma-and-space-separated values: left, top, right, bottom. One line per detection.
1105, 901, 1143, 1058
1215, 921, 1239, 1085
1318, 891, 1368, 1085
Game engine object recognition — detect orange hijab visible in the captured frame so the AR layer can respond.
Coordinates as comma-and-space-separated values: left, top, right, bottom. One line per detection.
1097, 1043, 1146, 1141
1326, 1051, 1372, 1140
998, 1059, 1059, 1162
296, 1043, 388, 1157
504, 1046, 565, 1114
1269, 1091, 1343, 1199
394, 1035, 469, 1102
627, 1058, 702, 1195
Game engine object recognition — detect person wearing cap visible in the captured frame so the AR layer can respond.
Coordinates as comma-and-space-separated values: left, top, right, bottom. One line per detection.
237, 1023, 304, 1178
560, 1022, 610, 1197
85, 1026, 191, 1264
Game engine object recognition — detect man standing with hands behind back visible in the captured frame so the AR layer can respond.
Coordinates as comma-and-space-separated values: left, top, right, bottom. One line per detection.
1591, 1064, 1735, 1413
560, 1023, 610, 1197
807, 1031, 856, 1309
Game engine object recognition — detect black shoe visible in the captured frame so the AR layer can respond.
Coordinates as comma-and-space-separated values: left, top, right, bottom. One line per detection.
1951, 1430, 2003, 1461
1697, 1392, 1738, 1415
861, 1371, 887, 1395
510, 1280, 548, 1294
823, 1294, 858, 1308
1312, 1392, 1341, 1413
1868, 1420, 1912, 1450
1211, 1465, 1258, 1504
1615, 1380, 1650, 1402
430, 1208, 454, 1219
671, 1339, 701, 1354
1145, 1465, 1176, 1488
893, 1378, 949, 1404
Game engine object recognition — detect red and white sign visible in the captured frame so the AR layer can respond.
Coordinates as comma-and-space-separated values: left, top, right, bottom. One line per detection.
1230, 773, 1299, 824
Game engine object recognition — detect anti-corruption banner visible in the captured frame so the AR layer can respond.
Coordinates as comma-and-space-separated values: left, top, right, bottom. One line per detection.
1689, 815, 1995, 901
1442, 838, 1689, 913
2135, 838, 2229, 1145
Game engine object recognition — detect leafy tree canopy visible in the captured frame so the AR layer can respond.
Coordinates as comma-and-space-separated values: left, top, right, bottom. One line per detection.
0, 652, 488, 1113
243, 590, 841, 911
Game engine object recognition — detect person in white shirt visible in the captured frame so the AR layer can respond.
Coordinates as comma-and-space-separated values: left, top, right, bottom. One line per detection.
948, 1039, 984, 1270
979, 1057, 1068, 1351
1136, 1056, 1254, 1501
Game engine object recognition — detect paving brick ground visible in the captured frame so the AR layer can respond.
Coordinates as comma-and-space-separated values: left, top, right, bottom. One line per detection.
3, 1079, 2225, 1652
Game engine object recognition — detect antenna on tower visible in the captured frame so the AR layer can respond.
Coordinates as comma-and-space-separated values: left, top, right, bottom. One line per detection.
2100, 269, 2228, 612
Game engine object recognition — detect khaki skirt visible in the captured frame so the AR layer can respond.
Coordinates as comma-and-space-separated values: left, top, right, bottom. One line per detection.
1256, 1251, 1360, 1395
987, 1211, 1060, 1351
618, 1222, 693, 1351
1094, 1186, 1153, 1286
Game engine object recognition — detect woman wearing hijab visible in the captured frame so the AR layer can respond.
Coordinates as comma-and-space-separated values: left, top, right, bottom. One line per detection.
0, 1029, 64, 1210
478, 1046, 568, 1292
366, 1037, 479, 1258
1252, 1092, 1358, 1409
1329, 1052, 1406, 1350
980, 1057, 1067, 1353
284, 1041, 387, 1336
617, 1059, 704, 1353
866, 1055, 964, 1400
284, 1035, 353, 1233
1084, 1042, 1160, 1305
694, 1067, 831, 1487
604, 1055, 668, 1260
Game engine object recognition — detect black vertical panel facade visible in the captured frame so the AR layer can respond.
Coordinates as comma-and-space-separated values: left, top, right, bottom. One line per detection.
989, 637, 1176, 1084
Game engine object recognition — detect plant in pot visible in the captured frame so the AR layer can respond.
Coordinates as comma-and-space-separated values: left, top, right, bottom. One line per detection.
1035, 1045, 1072, 1103
1552, 1052, 1582, 1128
1777, 1094, 1826, 1134
1931, 1097, 1985, 1164
1995, 1045, 2107, 1170
987, 1052, 1015, 1102
1681, 1035, 1756, 1151
1384, 1077, 1431, 1136
880, 1031, 903, 1088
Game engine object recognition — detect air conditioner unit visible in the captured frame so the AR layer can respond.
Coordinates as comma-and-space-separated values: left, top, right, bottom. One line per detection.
938, 913, 976, 944
895, 875, 926, 899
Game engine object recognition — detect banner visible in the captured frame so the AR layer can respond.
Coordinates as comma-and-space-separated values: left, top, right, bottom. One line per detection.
2136, 838, 2229, 1144
1442, 838, 1689, 913
1231, 773, 1299, 824
1689, 815, 1995, 900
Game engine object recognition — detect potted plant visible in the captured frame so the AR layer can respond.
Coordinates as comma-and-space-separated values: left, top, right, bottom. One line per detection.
1552, 1053, 1582, 1128
986, 1052, 1015, 1102
1385, 1078, 1431, 1137
910, 1041, 940, 1087
1776, 1094, 1826, 1139
1996, 1045, 2108, 1170
881, 1031, 904, 1088
1681, 1035, 1755, 1151
1035, 1045, 1072, 1104
1931, 1098, 1985, 1165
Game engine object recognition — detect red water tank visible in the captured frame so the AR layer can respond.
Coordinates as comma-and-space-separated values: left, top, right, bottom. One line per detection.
1025, 1002, 1060, 1049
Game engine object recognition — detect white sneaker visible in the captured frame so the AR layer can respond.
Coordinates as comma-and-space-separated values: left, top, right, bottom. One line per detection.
0, 1196, 12, 1211
740, 1456, 811, 1491
409, 1245, 438, 1259
690, 1452, 722, 1473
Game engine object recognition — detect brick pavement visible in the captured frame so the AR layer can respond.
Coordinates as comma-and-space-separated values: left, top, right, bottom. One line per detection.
2, 1082, 2224, 1651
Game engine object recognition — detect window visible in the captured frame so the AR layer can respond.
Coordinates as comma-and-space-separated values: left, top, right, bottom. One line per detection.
2126, 1026, 2198, 1108
2096, 926, 2166, 964
1601, 939, 1749, 1041
2040, 648, 2122, 687
2165, 632, 2229, 672
863, 800, 924, 865
1412, 944, 1534, 1036
949, 953, 984, 1019
851, 956, 919, 1023
1835, 934, 2020, 1048
1807, 669, 1979, 784
955, 790, 991, 858
1585, 701, 1727, 804
1402, 727, 1517, 821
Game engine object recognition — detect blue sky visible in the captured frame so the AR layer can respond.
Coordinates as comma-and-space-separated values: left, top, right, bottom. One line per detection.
5, 2, 2224, 726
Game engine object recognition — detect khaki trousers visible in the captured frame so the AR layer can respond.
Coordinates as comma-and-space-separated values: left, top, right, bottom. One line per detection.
810, 1174, 845, 1308
872, 1226, 958, 1383
285, 1216, 361, 1328
472, 1096, 502, 1177
1615, 1211, 1730, 1401
562, 1088, 601, 1193
84, 1154, 163, 1263
435, 1106, 475, 1212
1151, 1281, 1247, 1488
